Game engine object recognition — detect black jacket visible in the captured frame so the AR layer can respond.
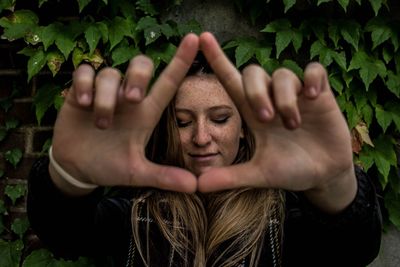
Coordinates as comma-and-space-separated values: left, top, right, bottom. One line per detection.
27, 158, 382, 267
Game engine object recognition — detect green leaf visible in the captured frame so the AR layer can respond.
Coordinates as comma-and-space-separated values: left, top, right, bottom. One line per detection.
33, 83, 62, 125
361, 104, 373, 127
310, 40, 346, 69
26, 48, 47, 82
136, 0, 158, 15
234, 39, 258, 68
261, 19, 302, 58
365, 18, 392, 50
41, 139, 52, 153
46, 50, 65, 76
160, 23, 176, 39
317, 0, 331, 5
369, 0, 384, 16
176, 19, 202, 36
96, 22, 108, 43
5, 148, 22, 169
344, 102, 360, 129
0, 240, 23, 267
11, 217, 29, 238
348, 50, 387, 90
385, 189, 400, 228
109, 16, 132, 50
54, 26, 76, 60
77, 0, 91, 12
337, 0, 349, 11
255, 47, 273, 67
5, 184, 26, 205
5, 117, 19, 130
386, 71, 400, 98
329, 74, 343, 94
39, 23, 61, 50
72, 47, 85, 69
282, 59, 303, 79
375, 105, 392, 132
38, 0, 49, 7
372, 135, 397, 183
339, 20, 361, 51
146, 43, 177, 71
300, 18, 326, 45
111, 41, 139, 67
0, 0, 15, 13
136, 16, 158, 31
85, 24, 102, 55
0, 10, 39, 41
283, 0, 296, 13
328, 23, 340, 47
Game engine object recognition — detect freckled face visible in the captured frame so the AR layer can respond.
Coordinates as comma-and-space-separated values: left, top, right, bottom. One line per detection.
175, 75, 243, 176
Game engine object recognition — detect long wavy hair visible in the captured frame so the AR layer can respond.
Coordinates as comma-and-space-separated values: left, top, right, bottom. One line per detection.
131, 53, 284, 267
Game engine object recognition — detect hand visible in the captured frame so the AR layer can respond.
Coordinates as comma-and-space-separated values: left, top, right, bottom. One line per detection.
198, 32, 357, 212
51, 34, 199, 193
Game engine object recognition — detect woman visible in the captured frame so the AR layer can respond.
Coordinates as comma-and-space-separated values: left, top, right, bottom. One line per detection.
27, 33, 382, 266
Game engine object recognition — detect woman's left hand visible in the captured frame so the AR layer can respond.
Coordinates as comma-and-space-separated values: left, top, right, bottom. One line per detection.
198, 32, 357, 213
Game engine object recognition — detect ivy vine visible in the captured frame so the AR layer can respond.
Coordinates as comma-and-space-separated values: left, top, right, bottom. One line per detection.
0, 0, 399, 265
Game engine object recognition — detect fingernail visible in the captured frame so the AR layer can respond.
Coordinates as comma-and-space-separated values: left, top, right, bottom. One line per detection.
96, 118, 109, 129
288, 119, 297, 129
79, 93, 91, 105
126, 87, 141, 100
259, 108, 271, 121
308, 86, 317, 97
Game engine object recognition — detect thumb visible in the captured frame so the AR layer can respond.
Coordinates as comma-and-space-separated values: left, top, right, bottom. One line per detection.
134, 160, 198, 193
197, 163, 267, 192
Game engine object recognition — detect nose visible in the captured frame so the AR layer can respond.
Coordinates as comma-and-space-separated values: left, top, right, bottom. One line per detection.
192, 121, 212, 146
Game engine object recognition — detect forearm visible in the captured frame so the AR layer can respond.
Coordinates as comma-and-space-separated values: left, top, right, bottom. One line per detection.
304, 165, 358, 214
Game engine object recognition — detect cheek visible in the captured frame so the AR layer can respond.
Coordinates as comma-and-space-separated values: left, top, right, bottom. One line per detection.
178, 130, 191, 150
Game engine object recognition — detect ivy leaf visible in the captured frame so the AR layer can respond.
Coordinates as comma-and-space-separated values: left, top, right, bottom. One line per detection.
5, 184, 26, 205
111, 40, 139, 67
317, 0, 331, 5
386, 71, 400, 98
33, 83, 62, 125
361, 104, 373, 127
283, 0, 296, 13
329, 74, 343, 94
348, 50, 387, 90
176, 20, 202, 36
160, 23, 176, 39
46, 50, 65, 76
26, 48, 47, 82
233, 39, 259, 68
136, 0, 158, 15
328, 23, 340, 47
5, 117, 19, 130
337, 0, 349, 11
369, 0, 384, 16
11, 217, 29, 238
0, 240, 23, 267
38, 0, 49, 7
96, 22, 108, 43
375, 105, 392, 132
365, 17, 392, 50
22, 249, 96, 267
382, 46, 393, 64
0, 9, 38, 41
385, 102, 400, 131
85, 24, 102, 55
39, 23, 61, 50
339, 20, 361, 51
255, 47, 273, 67
385, 189, 400, 228
310, 40, 346, 70
82, 49, 104, 70
109, 16, 133, 50
5, 148, 22, 169
146, 43, 177, 71
300, 18, 326, 45
72, 47, 84, 69
261, 19, 302, 58
54, 28, 76, 60
77, 0, 91, 12
0, 0, 15, 13
282, 59, 303, 79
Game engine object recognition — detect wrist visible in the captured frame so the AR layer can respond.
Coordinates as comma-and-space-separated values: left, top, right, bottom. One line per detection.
48, 146, 98, 196
305, 165, 357, 214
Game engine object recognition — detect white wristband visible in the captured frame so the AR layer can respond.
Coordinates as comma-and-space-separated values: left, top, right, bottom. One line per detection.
49, 146, 98, 190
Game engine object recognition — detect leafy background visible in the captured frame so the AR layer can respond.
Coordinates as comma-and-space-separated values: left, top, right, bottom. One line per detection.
0, 0, 399, 265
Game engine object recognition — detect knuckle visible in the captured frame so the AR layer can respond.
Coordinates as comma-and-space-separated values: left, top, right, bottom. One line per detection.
242, 64, 262, 76
97, 67, 121, 80
272, 67, 295, 80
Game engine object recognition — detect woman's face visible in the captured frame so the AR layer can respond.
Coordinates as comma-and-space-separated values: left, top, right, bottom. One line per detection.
175, 75, 243, 176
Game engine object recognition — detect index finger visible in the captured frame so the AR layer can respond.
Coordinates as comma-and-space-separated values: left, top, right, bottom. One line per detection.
199, 32, 253, 120
145, 33, 199, 118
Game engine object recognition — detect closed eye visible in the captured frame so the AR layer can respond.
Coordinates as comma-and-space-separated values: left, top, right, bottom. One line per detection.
177, 120, 191, 128
212, 117, 229, 124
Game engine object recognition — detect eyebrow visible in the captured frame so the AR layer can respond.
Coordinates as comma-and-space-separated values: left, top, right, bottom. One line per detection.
175, 105, 234, 113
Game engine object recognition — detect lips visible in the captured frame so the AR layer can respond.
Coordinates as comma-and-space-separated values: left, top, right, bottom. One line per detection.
189, 153, 219, 162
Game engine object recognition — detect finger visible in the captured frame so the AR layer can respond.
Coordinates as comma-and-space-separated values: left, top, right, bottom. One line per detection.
197, 163, 267, 192
145, 33, 199, 121
123, 55, 154, 102
271, 68, 302, 129
303, 62, 329, 99
242, 64, 274, 122
134, 160, 197, 193
71, 64, 95, 106
199, 32, 248, 110
94, 68, 122, 129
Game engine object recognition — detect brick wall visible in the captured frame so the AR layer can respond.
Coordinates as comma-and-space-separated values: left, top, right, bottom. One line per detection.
0, 39, 66, 256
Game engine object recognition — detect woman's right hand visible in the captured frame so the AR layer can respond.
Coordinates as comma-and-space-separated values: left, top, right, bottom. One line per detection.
50, 34, 198, 195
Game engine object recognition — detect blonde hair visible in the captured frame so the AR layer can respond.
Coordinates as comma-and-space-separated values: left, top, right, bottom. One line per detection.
132, 75, 284, 267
